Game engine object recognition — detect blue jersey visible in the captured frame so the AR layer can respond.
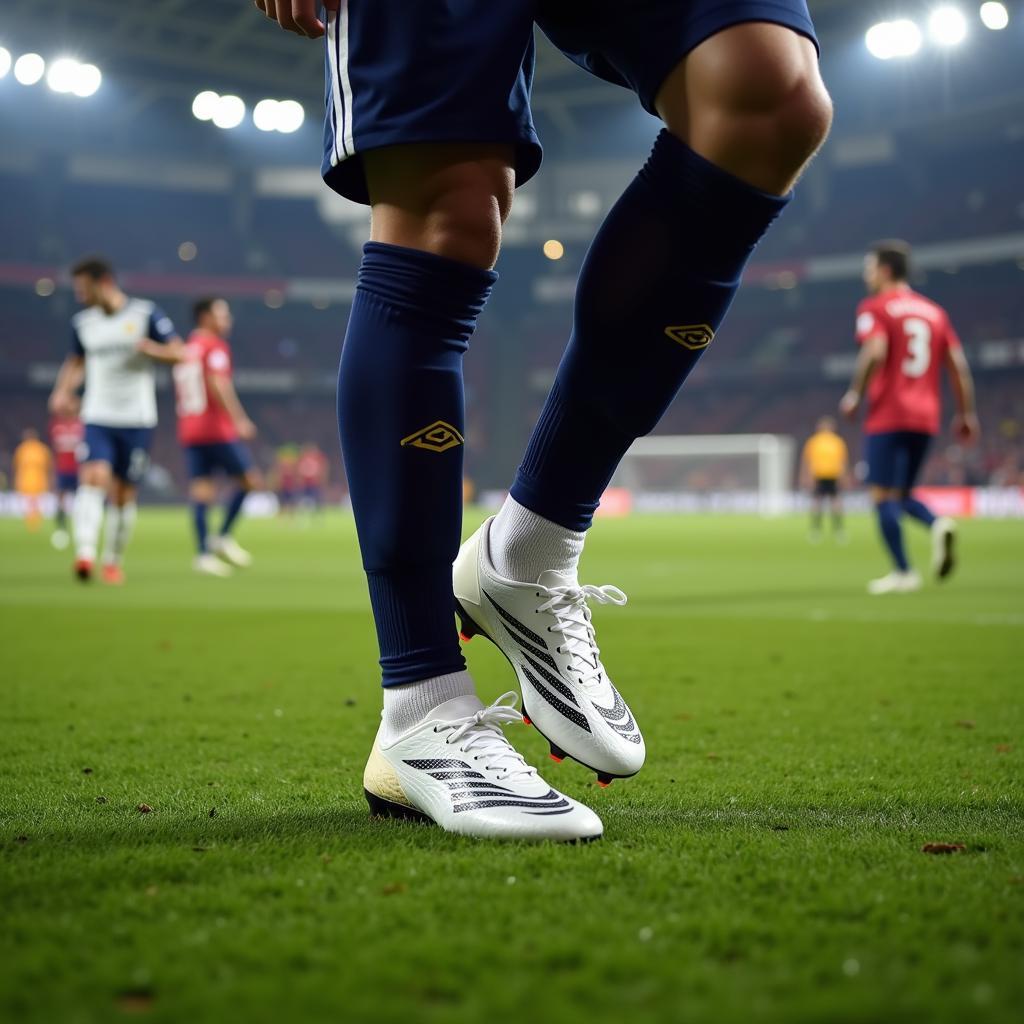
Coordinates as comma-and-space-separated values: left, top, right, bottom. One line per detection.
321, 0, 817, 204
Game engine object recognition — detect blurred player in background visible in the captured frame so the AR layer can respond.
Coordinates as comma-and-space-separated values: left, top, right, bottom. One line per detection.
841, 241, 980, 595
800, 416, 848, 543
49, 398, 84, 550
273, 446, 299, 517
12, 428, 51, 532
49, 256, 183, 584
297, 442, 329, 518
257, 0, 831, 839
173, 297, 262, 577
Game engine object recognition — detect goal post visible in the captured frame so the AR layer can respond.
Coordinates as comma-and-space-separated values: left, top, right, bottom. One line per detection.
611, 433, 797, 516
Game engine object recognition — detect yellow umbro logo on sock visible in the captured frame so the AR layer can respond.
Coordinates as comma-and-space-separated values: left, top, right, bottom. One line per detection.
400, 420, 464, 453
664, 324, 715, 350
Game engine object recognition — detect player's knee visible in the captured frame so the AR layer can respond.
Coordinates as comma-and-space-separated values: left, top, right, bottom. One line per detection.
420, 173, 511, 268
671, 26, 832, 188
368, 150, 513, 269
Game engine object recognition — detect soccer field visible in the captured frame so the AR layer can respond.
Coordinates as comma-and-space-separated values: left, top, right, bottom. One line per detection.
1, 509, 1021, 1024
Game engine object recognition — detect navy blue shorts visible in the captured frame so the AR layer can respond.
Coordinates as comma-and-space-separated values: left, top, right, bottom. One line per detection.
865, 431, 933, 491
184, 442, 253, 481
322, 0, 818, 204
56, 471, 78, 492
81, 424, 153, 484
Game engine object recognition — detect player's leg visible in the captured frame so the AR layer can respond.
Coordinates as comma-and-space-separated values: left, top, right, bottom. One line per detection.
344, 141, 510, 734
809, 488, 823, 541
73, 426, 115, 579
899, 432, 955, 580
99, 429, 149, 582
458, 14, 830, 780
830, 493, 846, 542
210, 449, 262, 568
319, 2, 600, 840
866, 434, 920, 593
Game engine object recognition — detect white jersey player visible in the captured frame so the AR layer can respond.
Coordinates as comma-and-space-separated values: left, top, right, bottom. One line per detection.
49, 256, 184, 584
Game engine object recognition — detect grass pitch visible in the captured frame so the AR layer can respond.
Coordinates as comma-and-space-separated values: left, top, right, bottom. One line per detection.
1, 508, 1021, 1024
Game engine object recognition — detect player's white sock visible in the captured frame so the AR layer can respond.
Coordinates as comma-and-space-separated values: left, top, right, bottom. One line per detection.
382, 670, 477, 743
72, 485, 105, 561
103, 502, 137, 566
489, 496, 585, 584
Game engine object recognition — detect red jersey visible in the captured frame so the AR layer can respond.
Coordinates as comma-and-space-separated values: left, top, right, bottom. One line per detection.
297, 449, 328, 486
49, 415, 84, 475
173, 330, 238, 446
855, 288, 961, 436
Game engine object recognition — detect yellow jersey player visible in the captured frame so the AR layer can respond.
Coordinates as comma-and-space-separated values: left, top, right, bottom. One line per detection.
13, 428, 52, 532
800, 416, 849, 543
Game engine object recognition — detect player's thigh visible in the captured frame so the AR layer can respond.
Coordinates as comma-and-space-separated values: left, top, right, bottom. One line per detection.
538, 0, 820, 124
321, 1, 538, 209
900, 433, 932, 491
189, 477, 216, 504
865, 433, 901, 492
112, 429, 152, 488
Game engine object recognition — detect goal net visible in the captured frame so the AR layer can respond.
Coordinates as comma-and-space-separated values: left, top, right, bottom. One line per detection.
610, 434, 797, 516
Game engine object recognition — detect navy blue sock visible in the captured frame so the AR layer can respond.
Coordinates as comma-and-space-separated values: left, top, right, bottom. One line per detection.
192, 502, 209, 554
902, 496, 936, 528
876, 500, 909, 571
338, 242, 496, 687
221, 488, 247, 535
511, 130, 790, 530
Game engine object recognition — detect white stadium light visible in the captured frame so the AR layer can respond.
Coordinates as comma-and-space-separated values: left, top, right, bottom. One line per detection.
929, 5, 969, 45
254, 98, 304, 133
14, 52, 45, 85
192, 90, 220, 121
275, 99, 304, 134
0, 47, 12, 79
212, 94, 245, 129
46, 57, 80, 93
73, 63, 101, 97
865, 19, 923, 59
979, 2, 1009, 30
253, 98, 280, 132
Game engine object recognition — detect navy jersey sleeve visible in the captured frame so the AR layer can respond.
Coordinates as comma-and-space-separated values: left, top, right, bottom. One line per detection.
147, 306, 178, 344
70, 325, 85, 356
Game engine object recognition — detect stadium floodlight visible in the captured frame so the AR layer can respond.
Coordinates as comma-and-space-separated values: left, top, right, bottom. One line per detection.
0, 47, 11, 79
73, 63, 101, 97
275, 99, 304, 133
192, 89, 220, 121
979, 2, 1009, 29
212, 94, 245, 129
46, 57, 80, 94
13, 52, 45, 85
253, 98, 280, 132
865, 20, 923, 59
929, 5, 969, 45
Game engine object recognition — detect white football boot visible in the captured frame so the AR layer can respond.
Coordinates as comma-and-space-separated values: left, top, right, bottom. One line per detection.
210, 535, 253, 568
194, 553, 233, 577
931, 517, 956, 580
363, 692, 603, 842
453, 518, 645, 786
867, 569, 922, 595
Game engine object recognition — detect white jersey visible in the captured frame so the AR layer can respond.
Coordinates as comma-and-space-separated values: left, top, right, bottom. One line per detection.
71, 297, 177, 428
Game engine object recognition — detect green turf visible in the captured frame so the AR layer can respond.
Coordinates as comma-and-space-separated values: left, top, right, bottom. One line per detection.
1, 508, 1021, 1024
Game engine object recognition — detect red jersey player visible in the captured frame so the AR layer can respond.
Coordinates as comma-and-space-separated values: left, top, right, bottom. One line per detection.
173, 297, 264, 576
297, 443, 329, 515
840, 241, 979, 595
49, 399, 84, 549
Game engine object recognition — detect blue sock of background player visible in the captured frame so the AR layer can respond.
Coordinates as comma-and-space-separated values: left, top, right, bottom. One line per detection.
876, 500, 910, 572
221, 488, 247, 536
902, 496, 936, 528
192, 501, 209, 554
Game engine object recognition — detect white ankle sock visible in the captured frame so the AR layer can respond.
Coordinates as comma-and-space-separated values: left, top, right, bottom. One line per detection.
72, 485, 105, 561
382, 670, 476, 742
489, 497, 585, 584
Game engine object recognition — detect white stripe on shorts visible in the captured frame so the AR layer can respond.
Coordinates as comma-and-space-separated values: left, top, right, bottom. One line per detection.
326, 2, 355, 162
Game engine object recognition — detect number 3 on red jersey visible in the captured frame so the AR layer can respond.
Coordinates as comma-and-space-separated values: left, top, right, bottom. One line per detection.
901, 318, 931, 378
